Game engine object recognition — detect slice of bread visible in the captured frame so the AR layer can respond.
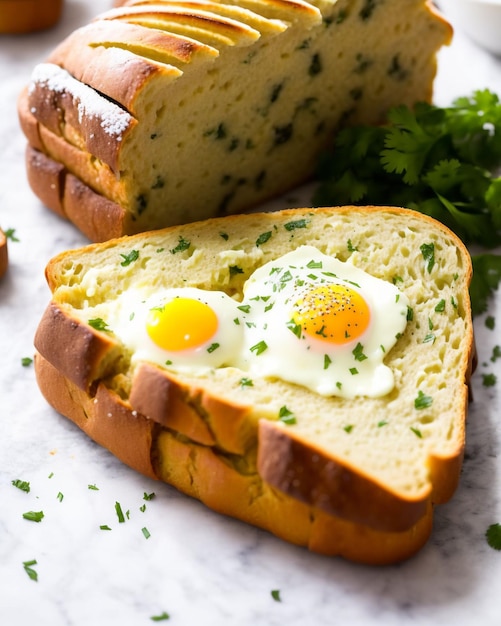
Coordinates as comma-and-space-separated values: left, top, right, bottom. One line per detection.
34, 206, 474, 563
18, 0, 451, 241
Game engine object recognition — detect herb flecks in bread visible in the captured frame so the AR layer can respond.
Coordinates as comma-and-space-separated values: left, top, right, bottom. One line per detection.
34, 207, 474, 563
19, 0, 451, 240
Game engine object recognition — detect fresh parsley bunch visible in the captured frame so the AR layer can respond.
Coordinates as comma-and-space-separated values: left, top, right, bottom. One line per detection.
313, 90, 501, 314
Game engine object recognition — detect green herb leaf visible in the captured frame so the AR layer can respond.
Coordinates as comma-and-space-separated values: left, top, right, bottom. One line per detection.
482, 373, 497, 387
420, 243, 435, 274
120, 250, 139, 266
414, 390, 433, 410
100, 525, 112, 531
239, 377, 254, 388
485, 315, 495, 329
21, 357, 33, 367
486, 523, 501, 550
142, 527, 151, 539
352, 342, 368, 362
12, 479, 30, 493
207, 343, 220, 353
250, 340, 268, 355
271, 590, 281, 602
23, 510, 44, 523
88, 484, 99, 490
144, 492, 156, 501
23, 559, 38, 581
284, 219, 309, 231
170, 236, 190, 254
470, 254, 501, 315
88, 318, 109, 332
115, 501, 125, 523
279, 406, 296, 425
151, 612, 170, 622
410, 426, 423, 438
256, 231, 272, 246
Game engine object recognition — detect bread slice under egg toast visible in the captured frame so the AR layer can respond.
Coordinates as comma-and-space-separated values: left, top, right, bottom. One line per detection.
18, 0, 451, 241
34, 206, 475, 564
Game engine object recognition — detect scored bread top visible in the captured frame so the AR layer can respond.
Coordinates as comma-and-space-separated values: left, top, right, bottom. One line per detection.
35, 206, 474, 530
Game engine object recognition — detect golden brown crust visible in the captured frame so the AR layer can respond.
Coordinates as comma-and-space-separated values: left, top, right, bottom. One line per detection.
0, 229, 8, 279
0, 0, 63, 34
34, 302, 125, 392
257, 419, 428, 532
35, 355, 158, 480
35, 352, 433, 564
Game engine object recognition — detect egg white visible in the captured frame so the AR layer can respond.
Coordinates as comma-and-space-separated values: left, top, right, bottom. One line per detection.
234, 245, 410, 398
103, 286, 244, 372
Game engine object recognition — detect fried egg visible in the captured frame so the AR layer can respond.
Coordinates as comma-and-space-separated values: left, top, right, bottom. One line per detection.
235, 245, 410, 398
104, 286, 243, 371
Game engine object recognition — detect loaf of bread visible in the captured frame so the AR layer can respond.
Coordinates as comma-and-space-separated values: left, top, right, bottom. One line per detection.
0, 0, 63, 34
34, 206, 475, 563
18, 0, 451, 241
0, 229, 8, 278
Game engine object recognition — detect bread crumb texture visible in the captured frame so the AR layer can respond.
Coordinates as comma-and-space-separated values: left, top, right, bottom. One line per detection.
38, 207, 473, 537
20, 0, 452, 239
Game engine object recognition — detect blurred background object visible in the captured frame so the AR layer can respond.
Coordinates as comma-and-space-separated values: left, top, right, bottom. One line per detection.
0, 0, 64, 34
438, 0, 501, 56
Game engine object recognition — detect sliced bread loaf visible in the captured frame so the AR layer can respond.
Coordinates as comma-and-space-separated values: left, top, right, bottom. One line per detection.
34, 206, 474, 563
19, 0, 451, 241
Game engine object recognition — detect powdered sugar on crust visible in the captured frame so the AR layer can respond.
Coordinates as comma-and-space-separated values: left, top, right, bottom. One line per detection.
29, 63, 133, 139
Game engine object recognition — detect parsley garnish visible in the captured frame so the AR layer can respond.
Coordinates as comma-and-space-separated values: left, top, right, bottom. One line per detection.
491, 346, 501, 362
410, 427, 423, 438
88, 318, 109, 332
284, 218, 309, 231
170, 236, 190, 254
485, 315, 495, 329
256, 231, 272, 246
100, 525, 112, 531
23, 511, 44, 523
88, 484, 99, 490
120, 249, 139, 266
21, 357, 33, 367
435, 299, 446, 313
286, 319, 302, 338
486, 523, 501, 550
144, 492, 155, 501
229, 265, 243, 276
344, 425, 354, 433
420, 243, 435, 274
23, 559, 38, 581
324, 354, 332, 370
142, 527, 151, 539
151, 612, 170, 621
313, 90, 501, 312
115, 501, 126, 523
240, 377, 254, 388
271, 590, 281, 602
250, 340, 268, 355
12, 479, 30, 493
279, 406, 296, 425
414, 390, 433, 410
347, 239, 358, 252
207, 343, 220, 353
482, 373, 497, 387
5, 228, 19, 242
352, 342, 367, 361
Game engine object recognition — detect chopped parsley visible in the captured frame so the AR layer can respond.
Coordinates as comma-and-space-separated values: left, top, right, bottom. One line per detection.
410, 427, 423, 438
142, 527, 151, 539
349, 367, 358, 375
170, 236, 190, 254
12, 479, 30, 493
352, 342, 368, 362
279, 406, 296, 425
414, 390, 433, 410
420, 243, 435, 274
21, 357, 33, 367
435, 299, 446, 313
271, 590, 281, 602
5, 228, 19, 242
151, 612, 170, 622
88, 484, 99, 490
343, 425, 354, 433
144, 492, 155, 501
486, 523, 501, 550
256, 231, 272, 246
100, 525, 112, 531
115, 501, 126, 523
491, 346, 501, 362
23, 510, 44, 523
120, 249, 139, 266
482, 373, 497, 387
239, 377, 254, 388
207, 343, 220, 353
324, 354, 332, 370
284, 218, 309, 231
57, 492, 64, 502
250, 340, 268, 355
485, 315, 495, 329
88, 318, 109, 332
23, 559, 38, 582
286, 319, 302, 339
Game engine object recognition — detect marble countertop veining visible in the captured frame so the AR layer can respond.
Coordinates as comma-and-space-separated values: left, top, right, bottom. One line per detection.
1, 2, 501, 625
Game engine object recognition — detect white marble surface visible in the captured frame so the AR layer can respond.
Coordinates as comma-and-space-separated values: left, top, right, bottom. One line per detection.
1, 2, 501, 624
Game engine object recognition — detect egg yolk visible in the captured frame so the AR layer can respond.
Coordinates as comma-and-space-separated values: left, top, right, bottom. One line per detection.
146, 297, 218, 352
292, 283, 370, 345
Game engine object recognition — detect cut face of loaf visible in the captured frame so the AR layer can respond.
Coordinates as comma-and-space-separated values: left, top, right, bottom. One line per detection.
19, 0, 451, 240
34, 206, 474, 562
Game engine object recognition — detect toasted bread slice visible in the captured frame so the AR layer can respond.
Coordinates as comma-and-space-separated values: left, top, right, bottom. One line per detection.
34, 206, 474, 562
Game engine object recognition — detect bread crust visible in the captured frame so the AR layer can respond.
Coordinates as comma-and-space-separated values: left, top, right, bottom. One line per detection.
35, 352, 434, 564
0, 229, 8, 278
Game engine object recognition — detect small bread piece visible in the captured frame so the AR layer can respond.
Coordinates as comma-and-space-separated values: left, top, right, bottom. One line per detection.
19, 0, 451, 241
0, 0, 63, 34
34, 206, 474, 562
0, 228, 8, 278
